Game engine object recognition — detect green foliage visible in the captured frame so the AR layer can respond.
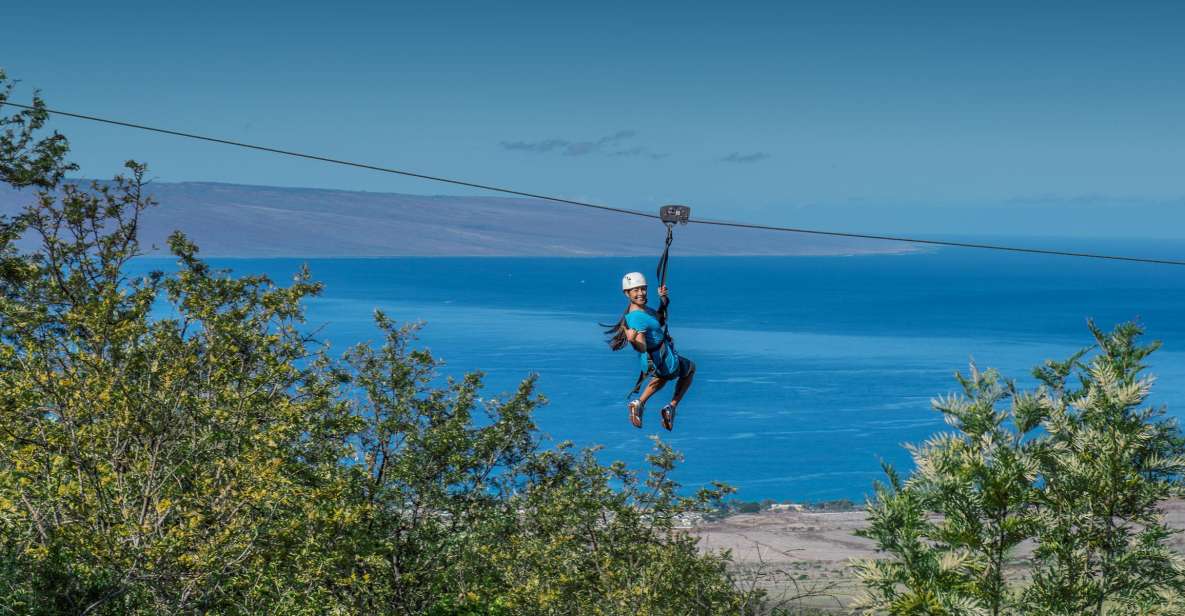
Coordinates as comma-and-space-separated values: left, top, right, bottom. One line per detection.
1024, 322, 1185, 615
0, 69, 76, 189
854, 326, 1185, 615
0, 72, 763, 615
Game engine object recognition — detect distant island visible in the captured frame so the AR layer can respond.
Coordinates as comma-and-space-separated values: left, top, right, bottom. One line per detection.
0, 180, 911, 257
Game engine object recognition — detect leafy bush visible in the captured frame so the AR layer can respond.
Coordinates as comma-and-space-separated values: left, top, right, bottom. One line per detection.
854, 324, 1185, 615
0, 72, 762, 615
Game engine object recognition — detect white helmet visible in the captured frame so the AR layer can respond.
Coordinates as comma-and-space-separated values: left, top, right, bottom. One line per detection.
621, 272, 647, 290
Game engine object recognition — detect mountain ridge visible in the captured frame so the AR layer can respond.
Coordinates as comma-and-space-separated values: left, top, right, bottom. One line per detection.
0, 180, 910, 257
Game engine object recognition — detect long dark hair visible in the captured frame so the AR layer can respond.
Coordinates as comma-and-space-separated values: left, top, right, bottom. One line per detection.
601, 306, 630, 351
601, 298, 667, 352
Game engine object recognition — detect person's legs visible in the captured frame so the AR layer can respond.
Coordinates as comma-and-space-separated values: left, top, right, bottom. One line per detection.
660, 359, 695, 431
637, 376, 667, 406
629, 377, 668, 428
668, 359, 696, 407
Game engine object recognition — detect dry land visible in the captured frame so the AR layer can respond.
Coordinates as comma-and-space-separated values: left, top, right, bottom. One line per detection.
693, 500, 1185, 613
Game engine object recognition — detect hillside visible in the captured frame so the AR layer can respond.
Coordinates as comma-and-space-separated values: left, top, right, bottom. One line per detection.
0, 181, 908, 257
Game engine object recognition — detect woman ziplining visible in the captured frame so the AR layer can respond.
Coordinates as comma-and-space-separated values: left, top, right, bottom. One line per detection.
603, 206, 696, 431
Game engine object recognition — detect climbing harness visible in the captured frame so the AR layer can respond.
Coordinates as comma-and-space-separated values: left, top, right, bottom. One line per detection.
628, 205, 691, 397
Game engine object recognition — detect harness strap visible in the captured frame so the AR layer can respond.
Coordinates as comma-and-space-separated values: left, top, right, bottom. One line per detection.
657, 224, 674, 289
656, 224, 674, 342
629, 369, 649, 397
627, 337, 679, 397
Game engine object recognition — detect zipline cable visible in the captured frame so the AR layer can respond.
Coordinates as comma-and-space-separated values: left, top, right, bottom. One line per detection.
0, 102, 654, 221
689, 218, 1185, 266
6, 101, 1185, 268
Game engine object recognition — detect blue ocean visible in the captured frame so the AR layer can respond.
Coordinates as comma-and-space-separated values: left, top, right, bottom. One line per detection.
133, 241, 1185, 502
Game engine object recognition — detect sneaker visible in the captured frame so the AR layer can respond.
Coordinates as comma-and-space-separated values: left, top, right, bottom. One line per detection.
628, 399, 644, 429
660, 403, 677, 431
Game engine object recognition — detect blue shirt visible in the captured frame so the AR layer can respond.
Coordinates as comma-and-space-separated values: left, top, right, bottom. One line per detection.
624, 307, 680, 376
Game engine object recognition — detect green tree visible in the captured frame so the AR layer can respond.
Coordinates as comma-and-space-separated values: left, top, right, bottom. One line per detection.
852, 363, 1039, 615
1024, 323, 1185, 615
0, 160, 354, 612
0, 69, 75, 189
0, 70, 764, 615
854, 324, 1185, 615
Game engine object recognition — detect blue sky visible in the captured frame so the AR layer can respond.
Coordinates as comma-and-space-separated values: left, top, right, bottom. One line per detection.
3, 1, 1184, 236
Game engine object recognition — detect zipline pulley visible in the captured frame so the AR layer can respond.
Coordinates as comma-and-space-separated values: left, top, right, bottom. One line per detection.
659, 204, 691, 226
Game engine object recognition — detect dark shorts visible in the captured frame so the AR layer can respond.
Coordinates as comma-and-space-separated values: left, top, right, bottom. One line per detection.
659, 356, 695, 381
